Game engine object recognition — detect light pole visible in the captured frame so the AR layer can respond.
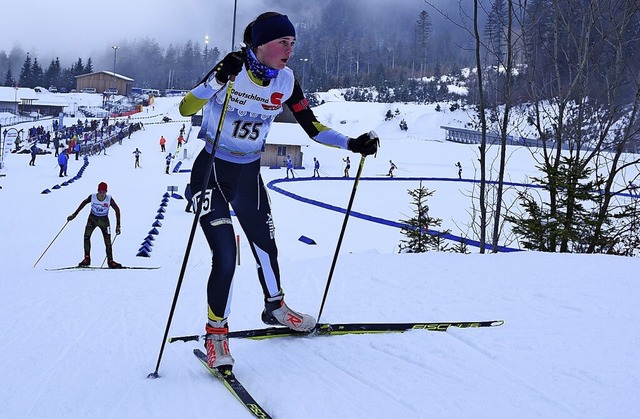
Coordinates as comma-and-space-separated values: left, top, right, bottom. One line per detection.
112, 46, 119, 89
204, 35, 209, 72
299, 58, 308, 91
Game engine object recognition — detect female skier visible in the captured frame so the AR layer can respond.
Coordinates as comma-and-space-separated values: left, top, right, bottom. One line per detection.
179, 11, 379, 370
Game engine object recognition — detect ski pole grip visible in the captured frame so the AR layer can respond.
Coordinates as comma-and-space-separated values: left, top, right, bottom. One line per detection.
168, 334, 201, 343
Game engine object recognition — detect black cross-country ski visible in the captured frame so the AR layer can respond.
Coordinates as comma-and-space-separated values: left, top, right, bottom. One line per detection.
46, 266, 160, 271
193, 349, 272, 419
170, 320, 504, 343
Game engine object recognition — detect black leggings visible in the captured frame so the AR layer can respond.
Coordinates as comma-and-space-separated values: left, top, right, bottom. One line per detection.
83, 214, 113, 260
190, 149, 281, 320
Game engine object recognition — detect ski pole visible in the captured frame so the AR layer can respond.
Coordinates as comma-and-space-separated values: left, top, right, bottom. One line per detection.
33, 220, 69, 268
148, 78, 235, 379
316, 153, 367, 324
100, 233, 118, 268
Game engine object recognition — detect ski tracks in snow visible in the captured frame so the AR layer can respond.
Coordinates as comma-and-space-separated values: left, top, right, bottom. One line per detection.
444, 327, 575, 417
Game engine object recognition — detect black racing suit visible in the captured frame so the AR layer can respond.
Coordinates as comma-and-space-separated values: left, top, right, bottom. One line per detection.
190, 155, 277, 319
84, 213, 115, 260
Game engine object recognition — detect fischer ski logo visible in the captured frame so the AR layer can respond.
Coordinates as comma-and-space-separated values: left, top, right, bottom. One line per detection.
412, 321, 502, 331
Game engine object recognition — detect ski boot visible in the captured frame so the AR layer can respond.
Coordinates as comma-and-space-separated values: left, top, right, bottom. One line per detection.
108, 260, 122, 269
204, 320, 234, 371
262, 294, 316, 332
78, 255, 90, 267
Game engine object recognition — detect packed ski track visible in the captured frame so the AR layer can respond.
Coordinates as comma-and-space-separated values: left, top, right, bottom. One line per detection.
1, 94, 639, 418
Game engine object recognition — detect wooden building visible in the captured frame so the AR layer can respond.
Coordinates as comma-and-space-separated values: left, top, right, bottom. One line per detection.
261, 106, 304, 168
75, 71, 134, 96
260, 142, 303, 168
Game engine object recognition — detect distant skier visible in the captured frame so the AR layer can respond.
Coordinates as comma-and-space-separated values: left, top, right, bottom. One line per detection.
66, 182, 122, 268
343, 156, 351, 177
387, 160, 397, 177
313, 157, 320, 177
285, 155, 294, 178
165, 152, 174, 174
99, 140, 107, 155
133, 148, 142, 168
455, 161, 462, 179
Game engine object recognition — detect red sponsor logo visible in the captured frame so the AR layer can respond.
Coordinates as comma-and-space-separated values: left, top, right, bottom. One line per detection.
286, 313, 302, 327
271, 92, 283, 106
261, 92, 284, 111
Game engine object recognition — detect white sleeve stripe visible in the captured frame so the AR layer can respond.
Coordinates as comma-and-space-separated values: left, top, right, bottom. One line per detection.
314, 129, 349, 150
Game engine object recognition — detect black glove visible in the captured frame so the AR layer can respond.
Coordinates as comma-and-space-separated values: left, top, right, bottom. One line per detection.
348, 131, 379, 156
67, 214, 76, 221
214, 51, 244, 84
197, 51, 244, 87
116, 225, 121, 235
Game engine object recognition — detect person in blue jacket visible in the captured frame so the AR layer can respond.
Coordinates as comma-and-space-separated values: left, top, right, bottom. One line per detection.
58, 150, 68, 177
313, 157, 320, 177
285, 155, 294, 178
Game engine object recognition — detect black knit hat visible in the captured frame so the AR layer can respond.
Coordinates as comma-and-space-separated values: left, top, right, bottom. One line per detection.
251, 14, 295, 47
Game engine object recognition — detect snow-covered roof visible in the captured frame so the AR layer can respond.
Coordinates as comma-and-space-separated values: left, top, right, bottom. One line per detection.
75, 71, 134, 82
0, 86, 69, 106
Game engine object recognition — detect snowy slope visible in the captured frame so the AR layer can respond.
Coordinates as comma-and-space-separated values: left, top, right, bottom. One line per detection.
0, 96, 639, 419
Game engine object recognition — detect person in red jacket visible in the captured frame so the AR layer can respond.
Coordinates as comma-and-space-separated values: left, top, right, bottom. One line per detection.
67, 182, 122, 268
159, 135, 166, 152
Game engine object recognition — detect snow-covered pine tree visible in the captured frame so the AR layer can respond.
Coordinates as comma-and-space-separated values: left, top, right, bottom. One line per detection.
398, 181, 449, 253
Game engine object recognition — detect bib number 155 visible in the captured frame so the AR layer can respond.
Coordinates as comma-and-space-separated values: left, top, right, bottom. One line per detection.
231, 120, 263, 141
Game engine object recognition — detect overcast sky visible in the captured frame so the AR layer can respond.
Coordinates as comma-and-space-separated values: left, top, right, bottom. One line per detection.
1, 0, 465, 66
0, 0, 327, 60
